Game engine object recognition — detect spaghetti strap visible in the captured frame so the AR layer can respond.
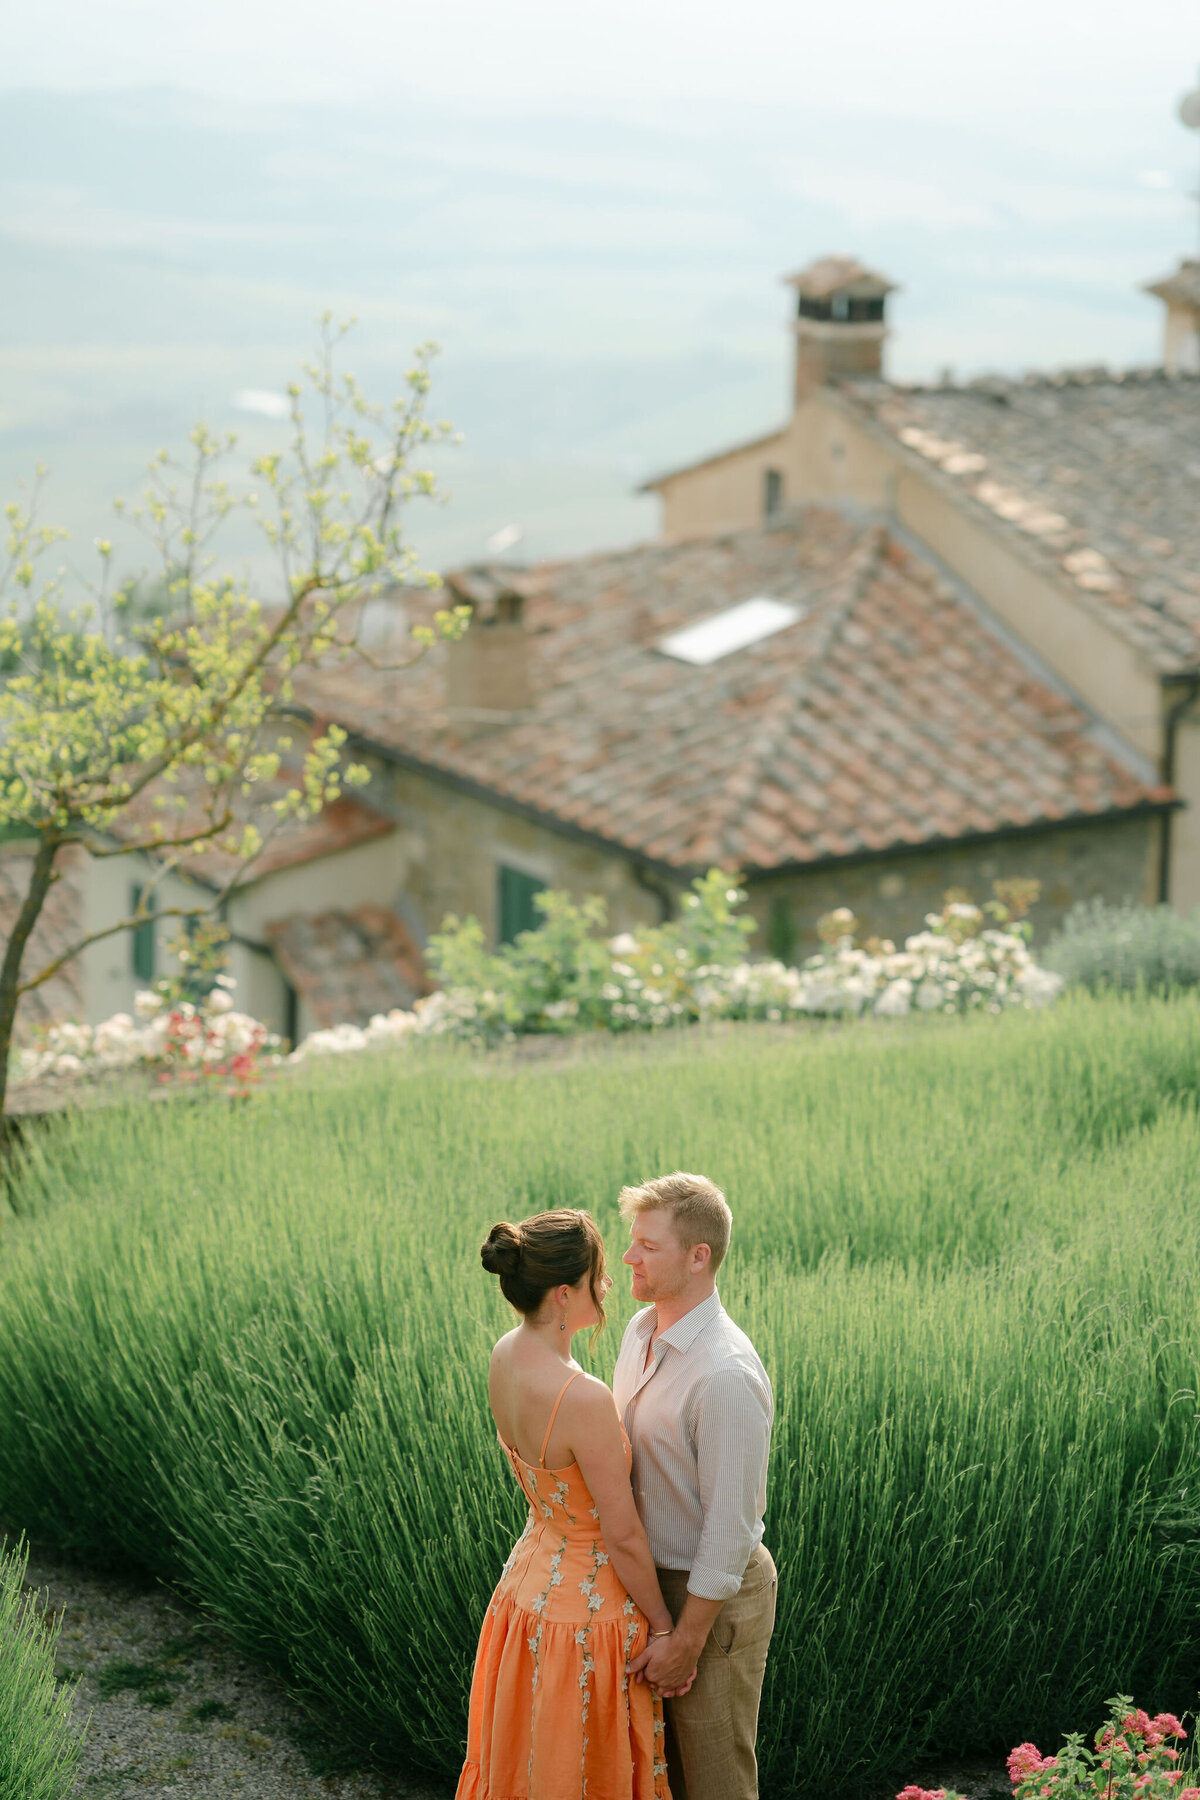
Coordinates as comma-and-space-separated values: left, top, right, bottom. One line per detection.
539, 1371, 582, 1467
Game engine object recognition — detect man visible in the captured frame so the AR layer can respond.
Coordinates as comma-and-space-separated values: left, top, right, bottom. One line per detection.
614, 1172, 775, 1800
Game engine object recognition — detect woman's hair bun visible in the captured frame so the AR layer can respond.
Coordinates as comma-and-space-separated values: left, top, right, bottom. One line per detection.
481, 1220, 523, 1277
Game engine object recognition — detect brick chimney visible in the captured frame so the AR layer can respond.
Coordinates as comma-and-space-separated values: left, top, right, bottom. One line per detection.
443, 564, 532, 716
1144, 258, 1200, 376
783, 255, 897, 405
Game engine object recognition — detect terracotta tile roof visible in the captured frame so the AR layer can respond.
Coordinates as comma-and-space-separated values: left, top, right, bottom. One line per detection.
0, 843, 85, 1040
111, 731, 395, 890
838, 369, 1200, 672
289, 508, 1168, 873
264, 904, 431, 1028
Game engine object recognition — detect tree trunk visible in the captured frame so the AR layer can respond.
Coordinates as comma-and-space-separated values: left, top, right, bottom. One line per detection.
0, 833, 60, 1131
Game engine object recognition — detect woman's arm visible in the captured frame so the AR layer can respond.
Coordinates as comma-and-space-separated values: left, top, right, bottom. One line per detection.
569, 1383, 674, 1635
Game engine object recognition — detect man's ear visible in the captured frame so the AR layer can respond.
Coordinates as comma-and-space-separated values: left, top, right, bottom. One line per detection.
693, 1242, 712, 1274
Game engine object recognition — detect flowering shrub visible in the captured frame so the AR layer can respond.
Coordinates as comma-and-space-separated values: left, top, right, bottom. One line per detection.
15, 871, 1066, 1077
407, 872, 1061, 1043
14, 981, 280, 1097
13, 919, 280, 1097
787, 881, 1064, 1020
898, 1696, 1195, 1800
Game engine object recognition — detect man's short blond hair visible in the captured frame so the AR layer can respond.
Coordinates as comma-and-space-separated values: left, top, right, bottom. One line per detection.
618, 1171, 732, 1272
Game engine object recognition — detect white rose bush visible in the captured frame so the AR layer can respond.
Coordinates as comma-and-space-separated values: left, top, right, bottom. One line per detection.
13, 918, 281, 1097
12, 872, 1064, 1087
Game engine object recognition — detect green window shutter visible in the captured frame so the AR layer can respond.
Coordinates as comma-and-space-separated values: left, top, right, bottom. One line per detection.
498, 865, 545, 944
130, 883, 156, 983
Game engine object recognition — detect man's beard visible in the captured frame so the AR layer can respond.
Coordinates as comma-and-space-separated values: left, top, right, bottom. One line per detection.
635, 1266, 689, 1302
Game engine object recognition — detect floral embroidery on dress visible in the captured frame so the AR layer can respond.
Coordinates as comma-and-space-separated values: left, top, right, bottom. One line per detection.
653, 1707, 668, 1785
575, 1541, 608, 1792
550, 1476, 578, 1521
524, 1467, 556, 1522
619, 1595, 640, 1720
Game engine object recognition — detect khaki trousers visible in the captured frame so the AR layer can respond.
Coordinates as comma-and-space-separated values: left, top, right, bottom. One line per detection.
656, 1544, 777, 1800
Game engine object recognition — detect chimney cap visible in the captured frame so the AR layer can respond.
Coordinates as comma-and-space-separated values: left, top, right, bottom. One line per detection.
783, 255, 897, 300
1143, 258, 1200, 307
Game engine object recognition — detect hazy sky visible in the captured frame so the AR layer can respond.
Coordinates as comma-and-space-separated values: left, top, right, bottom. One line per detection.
4, 3, 1199, 573
12, 0, 1200, 124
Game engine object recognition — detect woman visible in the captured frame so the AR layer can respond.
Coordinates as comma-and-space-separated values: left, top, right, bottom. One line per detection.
457, 1208, 691, 1800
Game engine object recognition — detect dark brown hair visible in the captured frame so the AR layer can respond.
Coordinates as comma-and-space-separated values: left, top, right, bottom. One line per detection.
481, 1208, 608, 1336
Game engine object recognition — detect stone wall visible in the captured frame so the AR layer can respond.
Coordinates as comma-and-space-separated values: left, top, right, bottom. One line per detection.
742, 813, 1158, 962
370, 758, 669, 947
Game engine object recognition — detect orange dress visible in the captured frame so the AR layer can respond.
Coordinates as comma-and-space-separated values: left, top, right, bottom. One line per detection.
456, 1373, 670, 1800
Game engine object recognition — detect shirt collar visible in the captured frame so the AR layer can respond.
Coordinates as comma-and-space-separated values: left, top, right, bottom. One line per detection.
656, 1289, 722, 1354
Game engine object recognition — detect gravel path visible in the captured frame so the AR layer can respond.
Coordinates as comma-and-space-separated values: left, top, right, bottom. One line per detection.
19, 1544, 451, 1800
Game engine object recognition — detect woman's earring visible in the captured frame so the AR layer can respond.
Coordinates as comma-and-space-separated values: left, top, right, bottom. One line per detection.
560, 1317, 566, 1332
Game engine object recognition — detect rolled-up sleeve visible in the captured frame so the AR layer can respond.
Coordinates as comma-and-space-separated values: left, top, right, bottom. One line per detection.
687, 1361, 773, 1601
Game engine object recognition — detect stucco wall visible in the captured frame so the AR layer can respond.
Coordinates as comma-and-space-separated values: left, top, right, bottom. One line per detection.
81, 829, 416, 1038
656, 429, 790, 539
83, 850, 199, 1027
744, 814, 1157, 962
655, 396, 895, 541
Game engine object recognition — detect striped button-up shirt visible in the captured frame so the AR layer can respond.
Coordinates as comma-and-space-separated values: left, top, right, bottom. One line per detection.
612, 1289, 773, 1603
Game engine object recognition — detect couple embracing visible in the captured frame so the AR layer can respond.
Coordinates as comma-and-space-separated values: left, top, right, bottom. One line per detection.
456, 1172, 776, 1800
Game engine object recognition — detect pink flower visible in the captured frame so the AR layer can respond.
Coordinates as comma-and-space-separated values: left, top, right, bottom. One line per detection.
1009, 1745, 1053, 1784
1176, 1789, 1200, 1799
1125, 1713, 1154, 1740
1154, 1718, 1187, 1742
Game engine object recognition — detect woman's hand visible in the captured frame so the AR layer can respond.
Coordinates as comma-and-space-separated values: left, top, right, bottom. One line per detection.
654, 1661, 699, 1698
629, 1628, 701, 1695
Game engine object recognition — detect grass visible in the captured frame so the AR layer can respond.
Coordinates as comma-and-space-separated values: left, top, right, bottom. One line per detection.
188, 1699, 234, 1724
0, 995, 1199, 1795
94, 1658, 182, 1706
0, 1536, 85, 1800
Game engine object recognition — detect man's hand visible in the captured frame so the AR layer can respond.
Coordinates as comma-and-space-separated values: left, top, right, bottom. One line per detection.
629, 1591, 724, 1694
628, 1630, 700, 1695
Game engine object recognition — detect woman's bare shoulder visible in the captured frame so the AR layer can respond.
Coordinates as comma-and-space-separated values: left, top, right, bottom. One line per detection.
489, 1329, 520, 1369
568, 1371, 619, 1418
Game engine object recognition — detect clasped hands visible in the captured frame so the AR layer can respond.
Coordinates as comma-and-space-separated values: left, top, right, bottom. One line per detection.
627, 1629, 699, 1697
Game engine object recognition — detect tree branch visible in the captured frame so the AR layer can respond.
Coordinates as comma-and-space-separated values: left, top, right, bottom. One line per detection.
17, 902, 215, 997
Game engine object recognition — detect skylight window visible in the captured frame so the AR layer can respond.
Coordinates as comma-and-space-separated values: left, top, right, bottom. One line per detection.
658, 596, 803, 666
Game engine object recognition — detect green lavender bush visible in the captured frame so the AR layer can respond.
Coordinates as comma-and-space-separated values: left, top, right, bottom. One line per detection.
1043, 899, 1200, 993
0, 1538, 83, 1800
1, 993, 1199, 1796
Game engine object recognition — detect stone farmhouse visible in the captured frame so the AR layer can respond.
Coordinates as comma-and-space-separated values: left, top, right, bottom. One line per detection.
5, 248, 1198, 1043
